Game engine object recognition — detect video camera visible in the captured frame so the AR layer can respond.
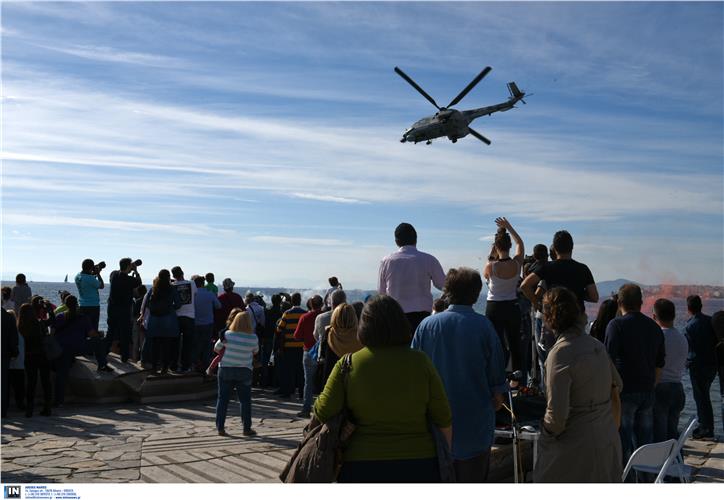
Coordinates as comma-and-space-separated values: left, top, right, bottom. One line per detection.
94, 261, 106, 274
132, 259, 142, 268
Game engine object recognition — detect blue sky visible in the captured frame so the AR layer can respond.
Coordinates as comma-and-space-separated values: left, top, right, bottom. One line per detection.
2, 1, 722, 288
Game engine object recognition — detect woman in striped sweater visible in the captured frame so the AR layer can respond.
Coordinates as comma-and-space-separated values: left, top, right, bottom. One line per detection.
214, 311, 259, 436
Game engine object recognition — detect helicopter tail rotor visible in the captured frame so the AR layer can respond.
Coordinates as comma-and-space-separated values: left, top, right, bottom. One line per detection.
467, 127, 491, 145
507, 82, 526, 104
394, 67, 441, 110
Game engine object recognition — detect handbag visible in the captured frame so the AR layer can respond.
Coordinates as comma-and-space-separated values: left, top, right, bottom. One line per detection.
43, 334, 62, 361
279, 353, 355, 482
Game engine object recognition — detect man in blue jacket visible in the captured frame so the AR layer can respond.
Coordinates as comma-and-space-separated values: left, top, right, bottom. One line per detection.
412, 267, 506, 482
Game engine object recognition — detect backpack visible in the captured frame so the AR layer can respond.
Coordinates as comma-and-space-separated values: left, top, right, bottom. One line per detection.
279, 354, 355, 482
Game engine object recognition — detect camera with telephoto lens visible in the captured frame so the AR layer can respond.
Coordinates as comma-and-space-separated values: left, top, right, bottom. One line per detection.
94, 261, 106, 274
132, 259, 142, 267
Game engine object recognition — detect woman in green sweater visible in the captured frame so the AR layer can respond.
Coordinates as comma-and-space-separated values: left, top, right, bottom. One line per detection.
313, 295, 452, 483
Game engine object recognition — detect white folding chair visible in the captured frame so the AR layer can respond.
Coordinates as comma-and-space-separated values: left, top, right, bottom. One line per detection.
631, 417, 698, 483
622, 439, 677, 483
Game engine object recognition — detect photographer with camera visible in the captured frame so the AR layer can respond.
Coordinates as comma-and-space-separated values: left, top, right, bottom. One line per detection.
107, 258, 143, 363
75, 259, 105, 331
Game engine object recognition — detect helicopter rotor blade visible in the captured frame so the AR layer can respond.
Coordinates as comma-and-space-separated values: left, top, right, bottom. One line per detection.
446, 66, 492, 108
468, 127, 491, 145
394, 66, 441, 110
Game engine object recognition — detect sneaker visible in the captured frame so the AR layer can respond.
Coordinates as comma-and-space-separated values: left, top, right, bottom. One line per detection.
218, 429, 228, 436
296, 410, 311, 418
243, 428, 257, 437
97, 365, 114, 373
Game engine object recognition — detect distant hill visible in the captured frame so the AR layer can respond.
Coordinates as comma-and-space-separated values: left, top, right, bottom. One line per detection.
596, 279, 723, 299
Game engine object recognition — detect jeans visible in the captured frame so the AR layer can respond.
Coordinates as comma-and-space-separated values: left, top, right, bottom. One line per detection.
689, 364, 717, 432
216, 366, 252, 431
193, 324, 214, 371
620, 391, 655, 465
653, 382, 685, 442
25, 357, 52, 415
153, 337, 177, 371
79, 306, 100, 332
177, 316, 195, 370
302, 350, 317, 412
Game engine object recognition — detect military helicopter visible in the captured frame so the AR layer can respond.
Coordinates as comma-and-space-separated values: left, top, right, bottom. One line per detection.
395, 66, 526, 145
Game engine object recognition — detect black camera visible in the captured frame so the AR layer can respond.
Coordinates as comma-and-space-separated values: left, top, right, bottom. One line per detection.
43, 300, 53, 310
132, 259, 142, 267
94, 261, 106, 273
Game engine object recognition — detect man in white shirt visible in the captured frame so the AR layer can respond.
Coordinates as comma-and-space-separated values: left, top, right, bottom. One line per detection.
652, 298, 688, 443
377, 222, 446, 332
171, 266, 197, 373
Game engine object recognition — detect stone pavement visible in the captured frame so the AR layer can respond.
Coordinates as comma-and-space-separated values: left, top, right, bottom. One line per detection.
684, 439, 724, 483
1, 389, 307, 483
2, 388, 722, 483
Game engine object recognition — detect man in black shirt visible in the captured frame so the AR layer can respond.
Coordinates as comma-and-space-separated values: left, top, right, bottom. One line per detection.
605, 284, 665, 465
520, 231, 598, 313
684, 295, 718, 439
106, 258, 142, 363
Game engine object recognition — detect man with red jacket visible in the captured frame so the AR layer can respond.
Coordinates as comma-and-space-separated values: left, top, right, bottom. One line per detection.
294, 295, 324, 418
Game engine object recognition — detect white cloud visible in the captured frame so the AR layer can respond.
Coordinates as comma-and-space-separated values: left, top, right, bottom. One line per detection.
291, 192, 367, 204
3, 213, 233, 237
248, 236, 352, 247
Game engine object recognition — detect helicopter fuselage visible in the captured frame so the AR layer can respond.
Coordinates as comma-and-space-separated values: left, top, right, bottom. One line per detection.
400, 96, 521, 144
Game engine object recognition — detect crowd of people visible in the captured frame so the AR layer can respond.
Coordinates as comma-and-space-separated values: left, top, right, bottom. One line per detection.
1, 220, 723, 483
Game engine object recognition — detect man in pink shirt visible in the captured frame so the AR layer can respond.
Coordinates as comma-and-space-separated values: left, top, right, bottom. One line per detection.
378, 223, 446, 333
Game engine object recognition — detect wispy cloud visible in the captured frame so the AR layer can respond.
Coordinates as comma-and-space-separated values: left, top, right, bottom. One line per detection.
248, 236, 352, 247
3, 213, 234, 237
32, 42, 185, 68
291, 192, 367, 204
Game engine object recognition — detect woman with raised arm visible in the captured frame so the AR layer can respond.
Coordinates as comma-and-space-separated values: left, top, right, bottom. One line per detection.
483, 217, 525, 379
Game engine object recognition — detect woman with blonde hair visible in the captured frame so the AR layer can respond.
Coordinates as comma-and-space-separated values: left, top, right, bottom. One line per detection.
322, 303, 362, 385
214, 311, 258, 437
206, 307, 245, 376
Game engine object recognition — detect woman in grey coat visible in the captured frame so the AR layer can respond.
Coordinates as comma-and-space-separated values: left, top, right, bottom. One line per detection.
533, 287, 623, 483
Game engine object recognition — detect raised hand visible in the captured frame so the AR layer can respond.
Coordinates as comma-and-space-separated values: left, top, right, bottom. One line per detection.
495, 217, 512, 230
